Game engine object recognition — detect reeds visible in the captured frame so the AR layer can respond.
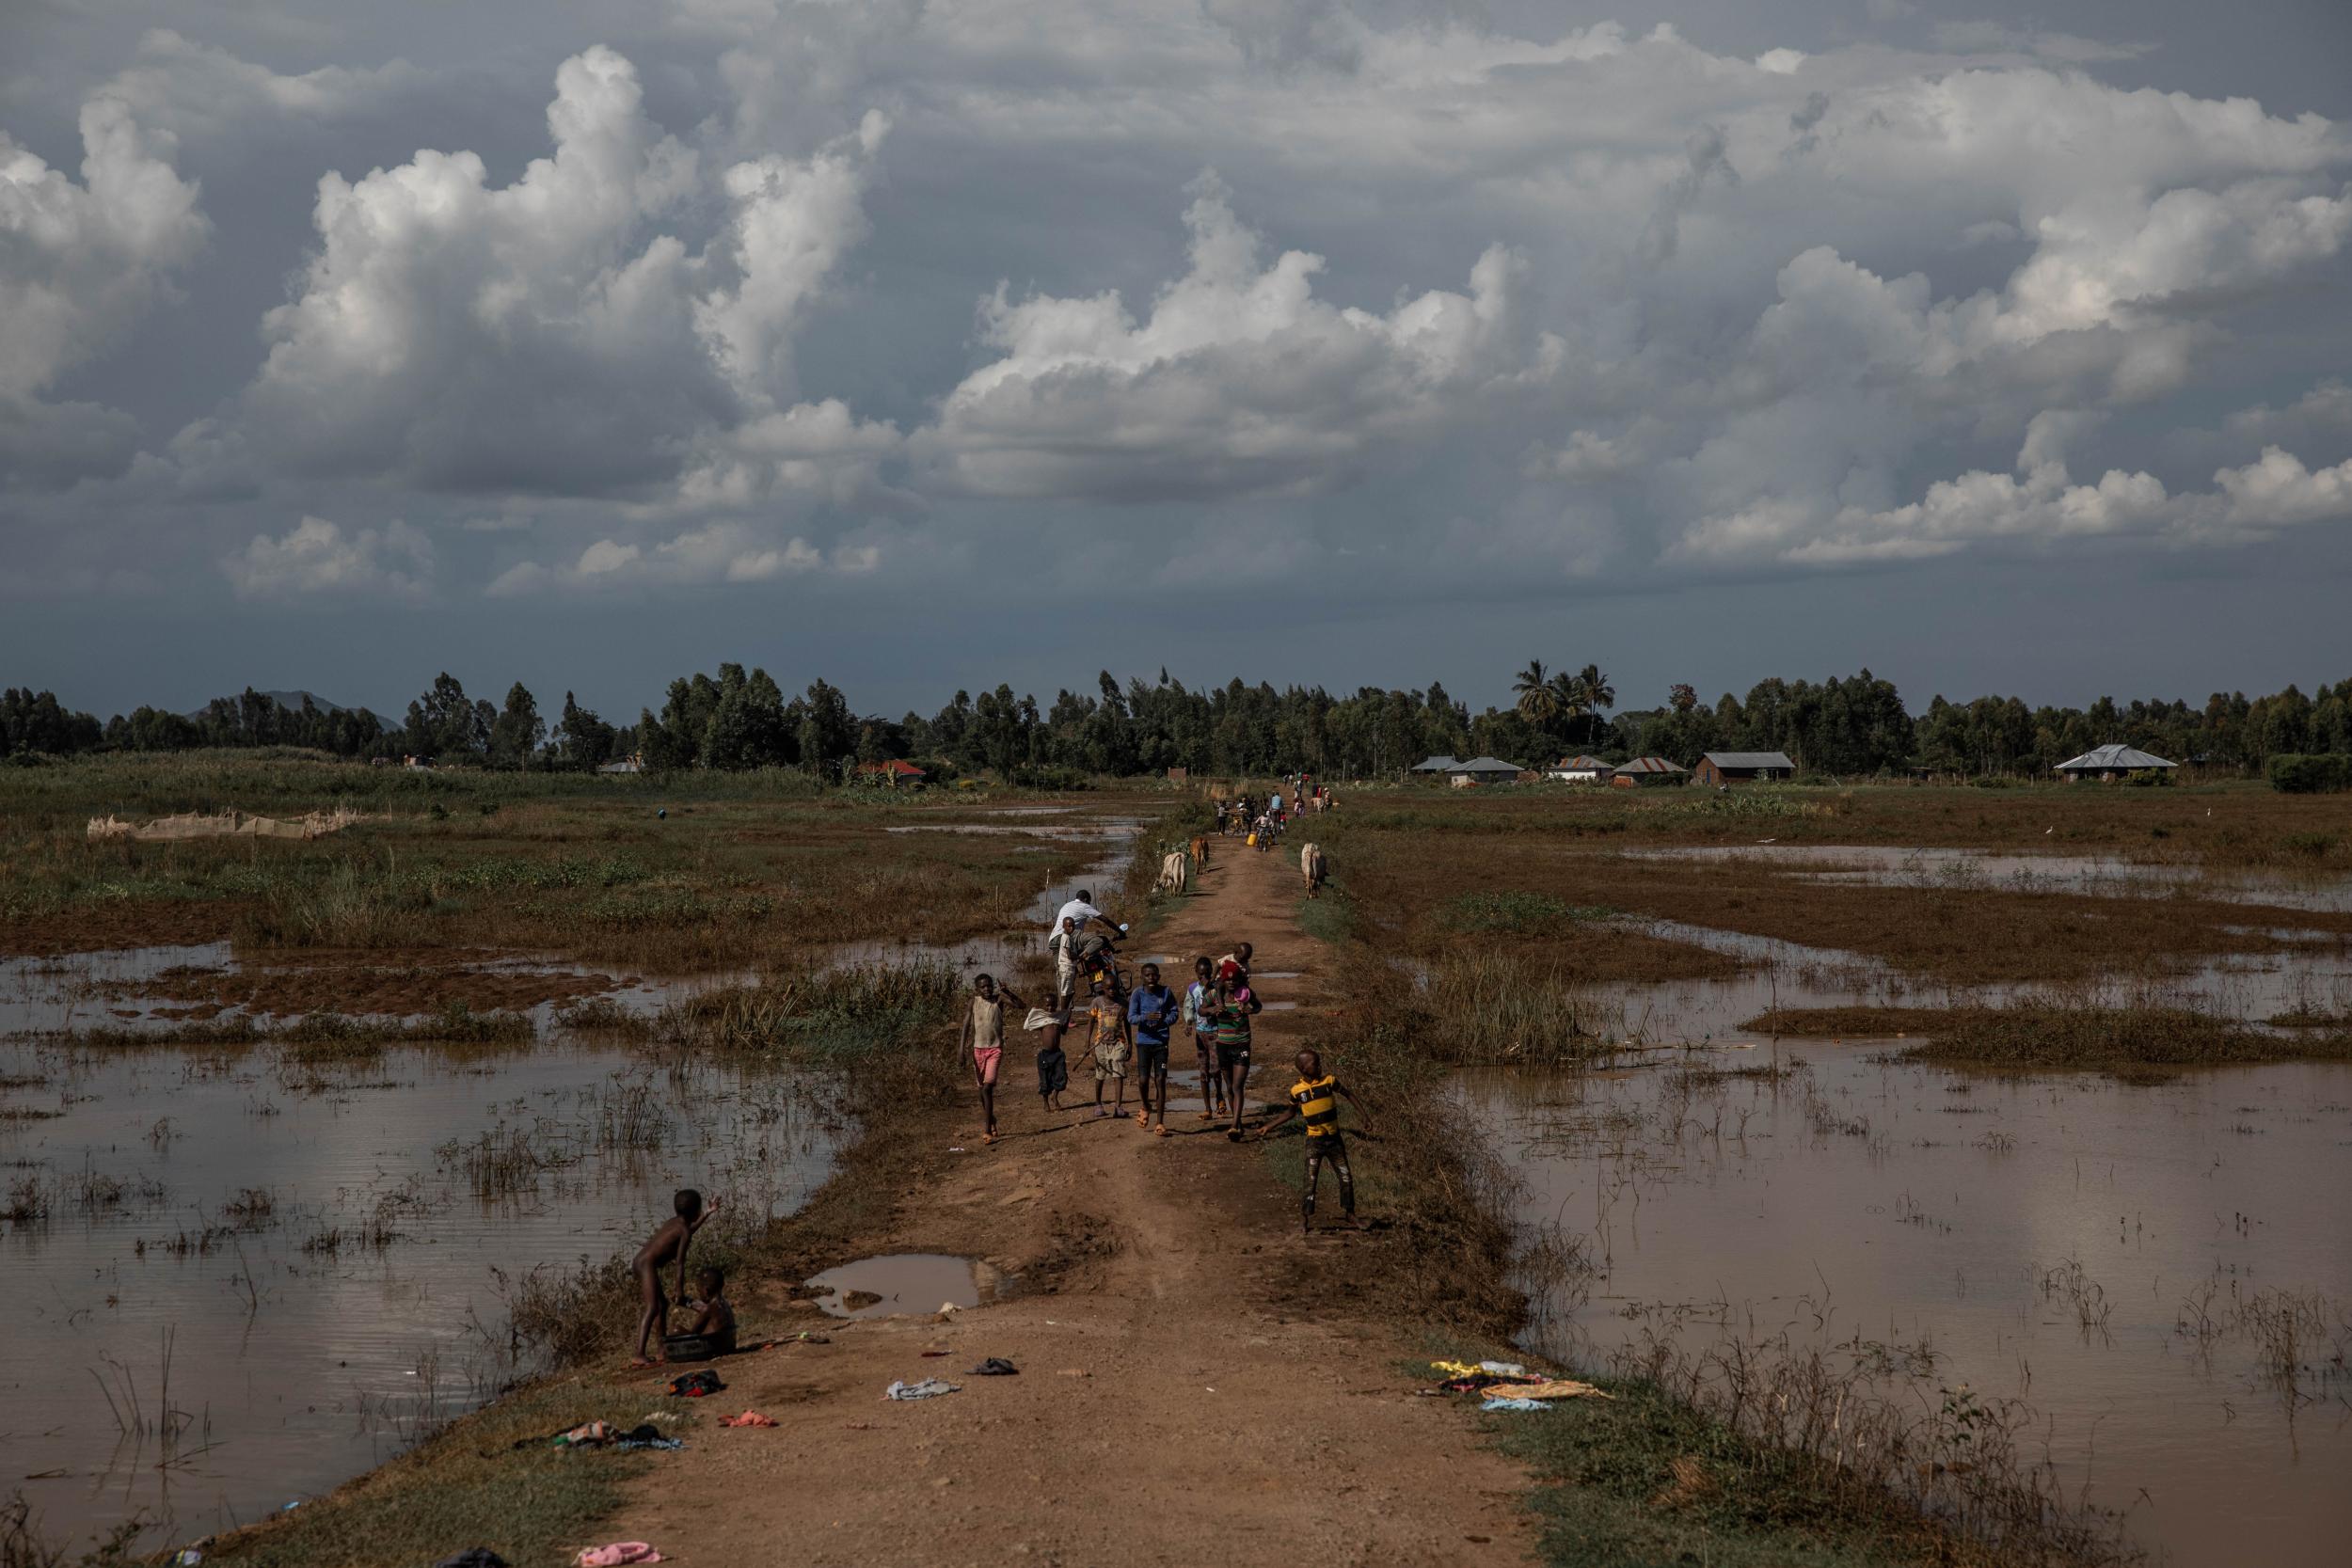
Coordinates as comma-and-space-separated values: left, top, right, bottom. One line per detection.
1422, 951, 1623, 1063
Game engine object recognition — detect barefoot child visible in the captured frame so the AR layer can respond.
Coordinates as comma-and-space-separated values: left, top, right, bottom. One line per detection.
1210, 974, 1261, 1141
1184, 956, 1227, 1121
632, 1188, 720, 1366
1257, 1050, 1370, 1233
961, 974, 1027, 1146
1033, 1002, 1073, 1112
1087, 977, 1131, 1119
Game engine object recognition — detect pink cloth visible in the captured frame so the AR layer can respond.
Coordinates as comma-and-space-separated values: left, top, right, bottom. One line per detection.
972, 1045, 1003, 1085
577, 1547, 660, 1567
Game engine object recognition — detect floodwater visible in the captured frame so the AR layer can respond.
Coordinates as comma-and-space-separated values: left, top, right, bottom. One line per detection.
1618, 845, 2352, 914
803, 1254, 986, 1320
0, 942, 675, 1039
1578, 917, 2352, 1046
1463, 1050, 2352, 1567
0, 1037, 845, 1550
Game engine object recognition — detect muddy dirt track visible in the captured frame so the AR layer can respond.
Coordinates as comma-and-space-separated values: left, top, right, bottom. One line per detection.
606, 835, 1537, 1566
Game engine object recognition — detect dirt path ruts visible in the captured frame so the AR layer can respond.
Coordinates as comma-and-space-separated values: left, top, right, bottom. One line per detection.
604, 832, 1537, 1567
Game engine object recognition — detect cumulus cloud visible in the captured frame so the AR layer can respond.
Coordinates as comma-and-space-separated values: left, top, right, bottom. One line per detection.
914, 174, 1561, 500
484, 520, 873, 596
1675, 413, 2352, 565
0, 83, 207, 485
222, 516, 434, 599
238, 47, 886, 498
10, 3, 2352, 631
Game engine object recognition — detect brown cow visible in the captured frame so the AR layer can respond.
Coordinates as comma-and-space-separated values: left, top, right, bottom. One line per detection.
1189, 834, 1212, 870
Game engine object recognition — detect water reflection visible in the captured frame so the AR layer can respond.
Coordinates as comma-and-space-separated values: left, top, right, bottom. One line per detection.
0, 1038, 845, 1549
1461, 1051, 2352, 1567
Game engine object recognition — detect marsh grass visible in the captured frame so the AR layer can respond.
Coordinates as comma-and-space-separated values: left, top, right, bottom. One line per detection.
1439, 891, 1617, 935
1424, 952, 1623, 1062
3, 752, 1118, 967
657, 959, 963, 1064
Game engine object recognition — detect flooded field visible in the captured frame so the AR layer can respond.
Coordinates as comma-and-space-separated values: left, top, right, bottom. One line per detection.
0, 1036, 846, 1548
1619, 845, 2352, 914
1588, 916, 2352, 1045
1464, 1051, 2352, 1567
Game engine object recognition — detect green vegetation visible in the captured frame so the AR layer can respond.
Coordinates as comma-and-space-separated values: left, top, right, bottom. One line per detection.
2269, 753, 2352, 793
1440, 891, 1616, 934
217, 1382, 668, 1568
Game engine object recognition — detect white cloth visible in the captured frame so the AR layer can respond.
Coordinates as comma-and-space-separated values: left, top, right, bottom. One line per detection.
1050, 897, 1105, 936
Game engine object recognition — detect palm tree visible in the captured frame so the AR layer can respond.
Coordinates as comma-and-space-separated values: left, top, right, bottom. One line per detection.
1513, 660, 1558, 725
1574, 664, 1614, 743
1548, 672, 1586, 741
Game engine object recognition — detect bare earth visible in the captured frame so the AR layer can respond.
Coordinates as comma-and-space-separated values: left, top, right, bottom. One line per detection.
606, 836, 1538, 1567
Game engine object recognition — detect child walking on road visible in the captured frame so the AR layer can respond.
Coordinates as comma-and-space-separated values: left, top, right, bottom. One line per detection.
1184, 956, 1227, 1121
1209, 974, 1261, 1141
1087, 977, 1132, 1119
961, 973, 1027, 1146
1126, 962, 1178, 1135
1258, 1049, 1369, 1234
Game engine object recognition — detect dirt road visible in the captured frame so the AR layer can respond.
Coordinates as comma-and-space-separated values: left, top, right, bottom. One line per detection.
606, 833, 1537, 1566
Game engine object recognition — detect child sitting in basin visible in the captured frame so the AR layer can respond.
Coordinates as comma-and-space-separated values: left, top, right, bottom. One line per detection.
663, 1266, 737, 1361
632, 1188, 721, 1367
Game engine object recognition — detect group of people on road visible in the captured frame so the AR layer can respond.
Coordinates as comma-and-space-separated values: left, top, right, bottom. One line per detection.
956, 873, 1368, 1234
1216, 774, 1334, 851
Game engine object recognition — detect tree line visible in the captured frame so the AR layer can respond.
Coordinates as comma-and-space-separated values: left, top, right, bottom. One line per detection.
7, 667, 2351, 781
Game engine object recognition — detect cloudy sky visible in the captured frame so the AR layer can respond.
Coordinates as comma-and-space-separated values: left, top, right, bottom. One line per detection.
4, 0, 2349, 721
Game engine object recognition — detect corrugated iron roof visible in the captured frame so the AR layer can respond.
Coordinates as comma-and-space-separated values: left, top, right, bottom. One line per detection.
1410, 754, 1460, 772
1452, 756, 1524, 773
1614, 755, 1689, 774
1702, 752, 1795, 770
2054, 744, 2175, 771
1552, 754, 1614, 770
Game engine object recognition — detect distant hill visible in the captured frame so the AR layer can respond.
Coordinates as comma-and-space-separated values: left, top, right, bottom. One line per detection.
182, 689, 358, 721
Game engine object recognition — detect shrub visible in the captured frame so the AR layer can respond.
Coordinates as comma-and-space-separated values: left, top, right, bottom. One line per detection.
2267, 753, 2352, 794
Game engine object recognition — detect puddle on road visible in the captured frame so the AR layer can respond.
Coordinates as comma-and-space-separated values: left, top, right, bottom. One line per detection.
804, 1254, 985, 1319
1463, 1053, 2352, 1568
0, 1038, 846, 1550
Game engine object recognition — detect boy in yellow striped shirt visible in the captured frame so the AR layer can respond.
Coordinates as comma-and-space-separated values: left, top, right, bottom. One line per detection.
1256, 1049, 1369, 1234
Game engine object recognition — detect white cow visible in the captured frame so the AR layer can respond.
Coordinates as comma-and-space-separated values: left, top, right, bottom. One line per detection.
1300, 842, 1328, 897
1157, 848, 1190, 893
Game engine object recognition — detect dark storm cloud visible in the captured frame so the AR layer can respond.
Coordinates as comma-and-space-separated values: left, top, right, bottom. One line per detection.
2, 0, 2350, 720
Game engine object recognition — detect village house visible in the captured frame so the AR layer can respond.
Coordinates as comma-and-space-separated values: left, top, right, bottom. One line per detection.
1547, 754, 1615, 784
1694, 751, 1796, 786
2053, 744, 2176, 783
1446, 756, 1525, 787
857, 759, 929, 787
1610, 756, 1689, 787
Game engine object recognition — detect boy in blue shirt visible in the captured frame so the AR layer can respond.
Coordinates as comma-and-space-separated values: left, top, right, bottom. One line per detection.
1126, 961, 1179, 1136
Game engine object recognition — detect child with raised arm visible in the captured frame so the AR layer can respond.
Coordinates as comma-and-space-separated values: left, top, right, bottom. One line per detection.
632, 1188, 720, 1366
1256, 1049, 1370, 1233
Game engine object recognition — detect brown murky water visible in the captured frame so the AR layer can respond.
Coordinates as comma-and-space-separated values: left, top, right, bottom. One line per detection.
1462, 1050, 2352, 1566
803, 1254, 986, 1320
0, 1037, 845, 1550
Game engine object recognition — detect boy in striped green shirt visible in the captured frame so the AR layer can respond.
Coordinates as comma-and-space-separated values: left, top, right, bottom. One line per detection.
1257, 1049, 1370, 1233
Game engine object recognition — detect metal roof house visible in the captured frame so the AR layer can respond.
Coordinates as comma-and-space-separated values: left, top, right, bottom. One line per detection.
1410, 754, 1461, 774
1610, 756, 1689, 787
1694, 751, 1795, 786
1446, 756, 1526, 787
1547, 754, 1615, 783
2054, 744, 2176, 782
